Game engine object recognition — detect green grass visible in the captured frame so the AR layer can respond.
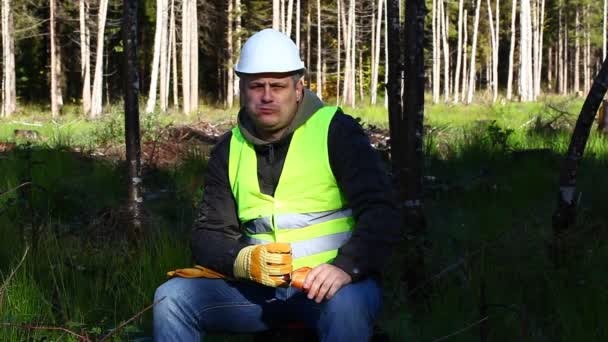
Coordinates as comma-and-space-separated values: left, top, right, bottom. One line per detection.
1, 97, 607, 341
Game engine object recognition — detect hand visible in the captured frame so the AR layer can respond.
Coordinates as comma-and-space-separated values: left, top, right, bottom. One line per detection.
302, 264, 352, 303
233, 243, 292, 287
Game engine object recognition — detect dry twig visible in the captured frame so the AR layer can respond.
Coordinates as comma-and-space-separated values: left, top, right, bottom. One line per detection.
98, 297, 165, 342
0, 322, 90, 341
430, 316, 489, 342
0, 182, 32, 198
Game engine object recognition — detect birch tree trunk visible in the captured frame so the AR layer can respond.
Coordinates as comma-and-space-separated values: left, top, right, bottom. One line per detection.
1, 0, 15, 117
122, 0, 143, 230
507, 0, 517, 100
79, 0, 91, 115
519, 0, 533, 101
384, 1, 388, 108
286, 0, 293, 38
432, 0, 440, 103
602, 0, 608, 60
574, 8, 580, 95
227, 0, 234, 109
370, 0, 383, 105
296, 0, 300, 49
316, 0, 322, 99
350, 0, 356, 107
182, 0, 191, 113
273, 0, 280, 30
454, 0, 464, 103
234, 0, 241, 99
50, 0, 60, 118
466, 0, 482, 104
189, 0, 198, 113
159, 0, 169, 112
440, 0, 450, 102
337, 0, 341, 104
91, 0, 109, 118
534, 0, 544, 99
462, 10, 468, 102
146, 0, 164, 113
170, 0, 178, 107
306, 4, 311, 84
563, 5, 568, 95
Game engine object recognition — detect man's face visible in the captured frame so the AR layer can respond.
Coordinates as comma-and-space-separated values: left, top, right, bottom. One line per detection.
240, 73, 303, 140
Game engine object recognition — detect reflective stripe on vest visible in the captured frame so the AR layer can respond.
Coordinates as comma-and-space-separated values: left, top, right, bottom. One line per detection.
229, 106, 355, 269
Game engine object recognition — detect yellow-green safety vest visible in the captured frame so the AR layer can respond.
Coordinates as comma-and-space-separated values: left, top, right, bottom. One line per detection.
228, 106, 355, 269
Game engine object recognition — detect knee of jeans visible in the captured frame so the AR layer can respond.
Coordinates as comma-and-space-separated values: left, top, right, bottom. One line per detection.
325, 281, 381, 322
154, 279, 185, 314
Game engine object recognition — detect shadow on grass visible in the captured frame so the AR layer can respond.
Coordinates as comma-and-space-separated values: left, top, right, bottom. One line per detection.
1, 125, 608, 341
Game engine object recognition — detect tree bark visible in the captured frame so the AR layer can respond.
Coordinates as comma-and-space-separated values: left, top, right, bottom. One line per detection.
286, 0, 294, 38
454, 0, 464, 103
1, 0, 15, 117
169, 0, 178, 108
337, 0, 341, 104
296, 0, 300, 49
316, 0, 322, 99
50, 0, 61, 118
440, 0, 450, 102
91, 0, 109, 118
80, 0, 91, 115
371, 0, 383, 105
574, 8, 580, 95
519, 0, 533, 101
227, 0, 234, 109
122, 0, 143, 231
159, 0, 169, 112
145, 0, 164, 114
553, 55, 608, 237
182, 0, 191, 113
507, 0, 517, 100
466, 0, 482, 104
432, 0, 439, 103
189, 0, 198, 113
273, 0, 280, 30
604, 0, 607, 61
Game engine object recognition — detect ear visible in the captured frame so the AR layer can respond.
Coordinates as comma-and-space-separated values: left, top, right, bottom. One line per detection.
296, 80, 304, 101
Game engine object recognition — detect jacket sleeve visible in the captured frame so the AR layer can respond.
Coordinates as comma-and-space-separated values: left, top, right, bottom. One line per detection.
191, 132, 249, 277
328, 113, 402, 281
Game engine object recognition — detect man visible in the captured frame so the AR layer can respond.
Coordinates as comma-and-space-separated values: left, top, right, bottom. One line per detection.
154, 29, 400, 341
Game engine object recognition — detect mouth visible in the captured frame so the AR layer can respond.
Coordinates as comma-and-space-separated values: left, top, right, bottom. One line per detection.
257, 107, 277, 115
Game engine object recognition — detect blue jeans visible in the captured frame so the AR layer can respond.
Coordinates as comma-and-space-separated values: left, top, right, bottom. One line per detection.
153, 277, 382, 342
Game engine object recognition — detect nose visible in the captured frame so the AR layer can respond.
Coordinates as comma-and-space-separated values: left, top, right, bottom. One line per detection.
261, 84, 272, 103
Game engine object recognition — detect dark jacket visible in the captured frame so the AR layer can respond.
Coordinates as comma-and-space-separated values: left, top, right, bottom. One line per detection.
191, 89, 401, 282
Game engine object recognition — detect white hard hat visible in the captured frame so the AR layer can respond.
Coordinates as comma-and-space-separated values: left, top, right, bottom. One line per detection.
235, 29, 305, 75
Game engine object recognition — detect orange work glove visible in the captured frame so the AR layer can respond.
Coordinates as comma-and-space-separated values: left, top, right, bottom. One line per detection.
167, 265, 227, 279
233, 243, 292, 287
290, 267, 312, 290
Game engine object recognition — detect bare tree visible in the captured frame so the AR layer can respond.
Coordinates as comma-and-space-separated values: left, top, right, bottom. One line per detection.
519, 0, 533, 101
189, 0, 198, 113
286, 0, 293, 37
169, 0, 178, 108
1, 0, 16, 117
440, 0, 450, 102
454, 0, 464, 103
80, 0, 91, 115
574, 8, 580, 95
370, 0, 383, 105
145, 0, 166, 114
487, 0, 499, 103
91, 0, 109, 118
159, 0, 169, 112
604, 0, 607, 60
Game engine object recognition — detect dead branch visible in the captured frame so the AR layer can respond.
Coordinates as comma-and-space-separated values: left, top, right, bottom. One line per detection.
97, 297, 165, 342
0, 182, 32, 198
0, 247, 30, 298
0, 322, 90, 341
430, 316, 489, 342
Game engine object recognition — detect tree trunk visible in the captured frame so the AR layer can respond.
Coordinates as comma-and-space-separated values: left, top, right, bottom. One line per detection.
50, 0, 60, 118
441, 0, 450, 102
552, 55, 608, 244
486, 0, 499, 103
519, 0, 533, 101
371, 0, 383, 105
316, 0, 322, 99
534, 0, 545, 99
189, 0, 198, 113
574, 8, 580, 95
79, 0, 91, 115
462, 9, 469, 102
122, 0, 143, 231
234, 0, 241, 100
432, 0, 439, 103
296, 0, 300, 49
159, 0, 169, 112
466, 0, 482, 104
273, 0, 280, 31
286, 0, 293, 38
1, 0, 15, 117
337, 0, 341, 104
604, 0, 607, 61
306, 3, 311, 85
454, 0, 464, 103
181, 0, 191, 113
227, 0, 234, 109
90, 0, 109, 118
170, 0, 178, 108
507, 0, 517, 100
146, 0, 164, 114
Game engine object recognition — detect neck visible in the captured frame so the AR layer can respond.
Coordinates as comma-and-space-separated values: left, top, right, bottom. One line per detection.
256, 127, 288, 142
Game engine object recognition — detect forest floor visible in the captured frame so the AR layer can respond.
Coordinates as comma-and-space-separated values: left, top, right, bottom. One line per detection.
1, 96, 608, 341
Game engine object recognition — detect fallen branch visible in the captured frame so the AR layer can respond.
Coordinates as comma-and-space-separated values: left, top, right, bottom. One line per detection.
430, 316, 489, 342
10, 121, 43, 127
0, 322, 89, 341
0, 247, 30, 297
98, 297, 165, 342
0, 182, 32, 198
